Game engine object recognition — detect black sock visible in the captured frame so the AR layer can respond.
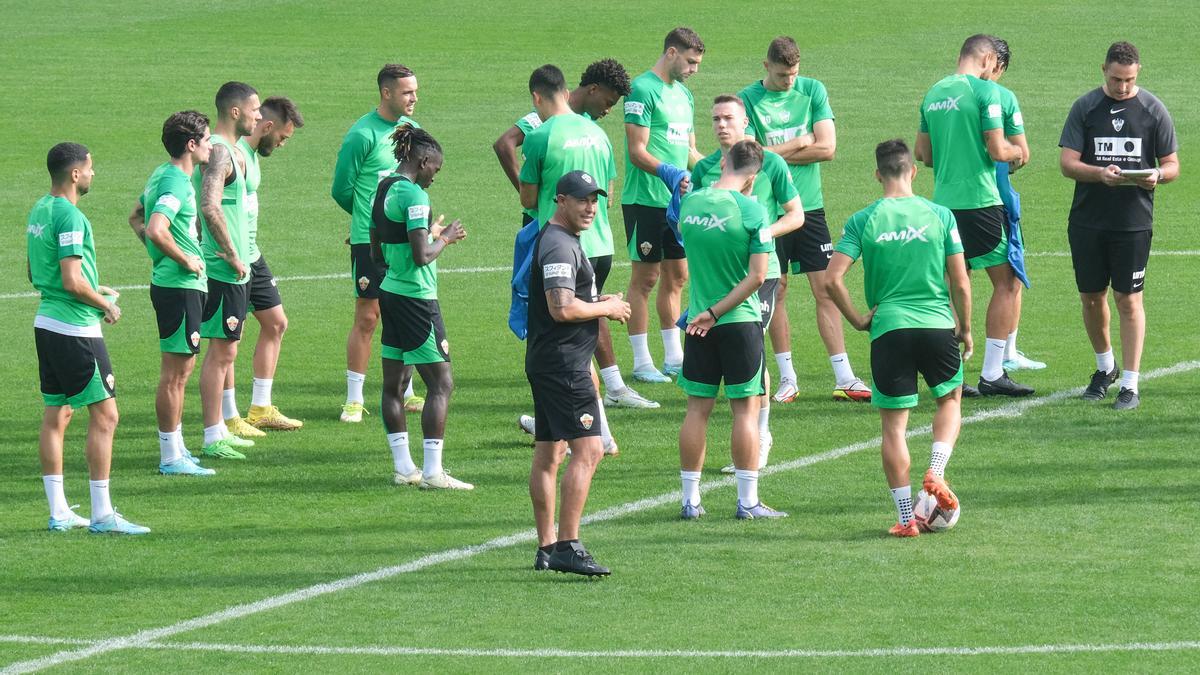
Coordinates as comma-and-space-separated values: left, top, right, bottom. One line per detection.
554, 539, 579, 552
538, 544, 553, 554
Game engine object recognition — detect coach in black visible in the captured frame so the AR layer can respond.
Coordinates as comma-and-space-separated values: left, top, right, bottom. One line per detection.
527, 170, 630, 577
1059, 41, 1178, 411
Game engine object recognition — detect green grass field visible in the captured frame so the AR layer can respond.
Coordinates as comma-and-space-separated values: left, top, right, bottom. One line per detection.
2, 1, 1198, 671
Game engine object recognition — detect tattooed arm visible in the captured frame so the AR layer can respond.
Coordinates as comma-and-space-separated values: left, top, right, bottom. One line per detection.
200, 143, 247, 279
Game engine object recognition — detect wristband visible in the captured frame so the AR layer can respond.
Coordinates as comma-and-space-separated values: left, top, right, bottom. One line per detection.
706, 308, 719, 322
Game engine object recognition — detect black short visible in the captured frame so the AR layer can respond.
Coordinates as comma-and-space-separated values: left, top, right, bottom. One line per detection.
776, 208, 832, 274
870, 328, 963, 409
679, 321, 765, 399
150, 285, 205, 354
623, 204, 685, 262
951, 205, 1008, 269
35, 328, 115, 408
379, 291, 450, 364
589, 255, 613, 295
758, 278, 780, 330
200, 278, 249, 340
527, 370, 601, 442
350, 243, 385, 299
1068, 226, 1152, 294
248, 256, 282, 312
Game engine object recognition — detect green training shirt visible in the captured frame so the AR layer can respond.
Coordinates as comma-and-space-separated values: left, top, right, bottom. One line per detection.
139, 162, 206, 291
690, 148, 795, 279
376, 175, 437, 300
194, 134, 251, 284
678, 187, 773, 326
331, 111, 421, 245
996, 83, 1025, 138
515, 111, 543, 221
834, 196, 964, 340
918, 74, 1004, 210
519, 112, 617, 258
238, 138, 262, 262
622, 71, 694, 208
27, 195, 103, 328
740, 77, 834, 210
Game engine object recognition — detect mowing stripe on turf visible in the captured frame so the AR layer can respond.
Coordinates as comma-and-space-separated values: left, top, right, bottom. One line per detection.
5, 359, 1197, 674
2, 250, 1199, 301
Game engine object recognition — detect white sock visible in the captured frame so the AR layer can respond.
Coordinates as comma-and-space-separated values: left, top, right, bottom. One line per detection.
404, 378, 415, 400
89, 479, 113, 522
758, 404, 770, 436
1096, 350, 1115, 374
661, 327, 683, 366
735, 469, 760, 506
630, 333, 654, 372
203, 424, 225, 446
422, 438, 444, 478
387, 432, 417, 475
775, 351, 797, 382
1005, 330, 1019, 361
251, 378, 273, 407
597, 398, 612, 446
1120, 370, 1139, 394
599, 365, 626, 394
680, 470, 702, 507
346, 370, 366, 405
930, 441, 953, 478
43, 475, 71, 520
174, 429, 188, 457
159, 429, 181, 463
222, 388, 239, 420
981, 338, 1007, 380
830, 352, 856, 387
891, 485, 914, 525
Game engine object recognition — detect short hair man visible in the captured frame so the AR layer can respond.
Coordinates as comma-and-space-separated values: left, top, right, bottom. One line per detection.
622, 27, 705, 384
129, 111, 215, 476
740, 36, 871, 403
825, 139, 973, 537
689, 95, 804, 474
29, 142, 149, 534
915, 35, 1030, 398
676, 140, 786, 521
527, 171, 630, 576
1059, 41, 1179, 410
333, 64, 424, 423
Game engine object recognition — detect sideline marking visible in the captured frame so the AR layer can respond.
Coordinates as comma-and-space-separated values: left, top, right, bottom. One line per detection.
4, 360, 1197, 674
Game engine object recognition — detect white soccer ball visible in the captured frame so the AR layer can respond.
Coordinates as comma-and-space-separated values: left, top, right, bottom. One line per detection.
913, 489, 960, 532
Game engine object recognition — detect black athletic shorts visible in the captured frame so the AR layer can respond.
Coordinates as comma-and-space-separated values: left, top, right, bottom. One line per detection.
776, 208, 833, 274
589, 255, 613, 295
951, 205, 1008, 270
1068, 226, 1152, 295
527, 370, 601, 442
623, 204, 685, 262
35, 328, 115, 408
758, 278, 780, 330
200, 278, 249, 340
379, 291, 450, 365
678, 321, 765, 399
150, 285, 205, 354
248, 256, 282, 312
870, 328, 963, 409
350, 243, 385, 299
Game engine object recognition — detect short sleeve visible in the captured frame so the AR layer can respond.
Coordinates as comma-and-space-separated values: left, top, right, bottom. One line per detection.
150, 176, 185, 222
768, 154, 798, 206
918, 98, 929, 134
1002, 88, 1025, 137
1151, 100, 1179, 158
404, 187, 431, 232
942, 208, 964, 256
518, 126, 547, 185
742, 198, 774, 254
605, 136, 617, 181
55, 208, 88, 259
1058, 96, 1087, 151
538, 234, 578, 292
810, 80, 834, 123
834, 212, 864, 261
978, 81, 1004, 132
515, 111, 542, 136
623, 79, 655, 127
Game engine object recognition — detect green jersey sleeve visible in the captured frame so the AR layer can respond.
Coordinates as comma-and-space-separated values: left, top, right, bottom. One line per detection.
623, 78, 657, 127
810, 80, 834, 124
690, 153, 720, 190
515, 111, 542, 136
975, 79, 1004, 132
765, 152, 799, 207
55, 207, 88, 259
834, 210, 865, 261
918, 102, 929, 134
405, 189, 431, 232
331, 128, 370, 214
149, 173, 187, 222
941, 207, 964, 256
1000, 86, 1025, 137
518, 125, 549, 185
739, 195, 774, 255
383, 181, 431, 233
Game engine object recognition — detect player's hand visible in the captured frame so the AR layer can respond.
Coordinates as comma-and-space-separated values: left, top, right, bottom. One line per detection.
218, 252, 248, 280
956, 327, 974, 361
601, 293, 630, 323
796, 133, 816, 149
686, 308, 717, 336
678, 176, 691, 195
850, 307, 875, 332
102, 301, 122, 325
428, 215, 446, 240
1132, 169, 1160, 191
97, 286, 119, 301
440, 219, 466, 245
184, 255, 205, 276
1099, 164, 1125, 187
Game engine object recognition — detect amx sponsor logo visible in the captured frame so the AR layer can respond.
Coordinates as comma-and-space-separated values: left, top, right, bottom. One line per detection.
682, 213, 733, 232
875, 225, 929, 244
562, 136, 601, 150
926, 95, 963, 112
26, 223, 47, 238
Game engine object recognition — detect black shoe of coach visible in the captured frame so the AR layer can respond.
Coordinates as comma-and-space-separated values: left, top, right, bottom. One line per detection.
978, 372, 1034, 397
547, 541, 610, 577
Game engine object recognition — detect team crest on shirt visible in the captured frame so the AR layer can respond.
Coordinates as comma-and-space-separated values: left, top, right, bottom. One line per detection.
777, 110, 791, 123
1112, 117, 1125, 132
226, 316, 240, 332
190, 331, 200, 347
440, 339, 450, 355
358, 276, 370, 291
105, 373, 115, 390
579, 413, 594, 430
639, 241, 653, 257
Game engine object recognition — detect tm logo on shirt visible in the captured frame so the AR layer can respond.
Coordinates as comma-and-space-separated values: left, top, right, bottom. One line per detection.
875, 225, 929, 244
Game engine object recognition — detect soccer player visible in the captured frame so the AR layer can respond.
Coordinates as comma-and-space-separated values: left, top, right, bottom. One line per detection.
915, 35, 1030, 397
374, 124, 472, 490
740, 36, 870, 403
825, 139, 973, 537
622, 27, 705, 383
333, 64, 424, 423
222, 96, 306, 433
527, 171, 630, 576
29, 142, 149, 534
676, 140, 786, 521
195, 81, 261, 460
982, 37, 1044, 372
688, 95, 804, 473
128, 111, 215, 476
1059, 41, 1179, 410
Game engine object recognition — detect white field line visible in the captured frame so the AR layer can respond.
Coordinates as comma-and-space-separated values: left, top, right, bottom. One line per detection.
4, 359, 1198, 674
2, 250, 1199, 301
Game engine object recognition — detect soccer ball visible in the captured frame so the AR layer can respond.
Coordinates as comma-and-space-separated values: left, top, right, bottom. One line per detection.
913, 489, 960, 532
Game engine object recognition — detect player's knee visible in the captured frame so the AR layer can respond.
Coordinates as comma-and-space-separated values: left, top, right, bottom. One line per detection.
267, 312, 288, 338
1114, 292, 1143, 314
630, 271, 658, 295
92, 403, 119, 431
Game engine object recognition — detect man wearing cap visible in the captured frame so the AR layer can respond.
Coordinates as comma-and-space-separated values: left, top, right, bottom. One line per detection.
527, 170, 631, 577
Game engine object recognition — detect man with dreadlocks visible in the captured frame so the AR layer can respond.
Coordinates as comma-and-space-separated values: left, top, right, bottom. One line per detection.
371, 124, 472, 490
